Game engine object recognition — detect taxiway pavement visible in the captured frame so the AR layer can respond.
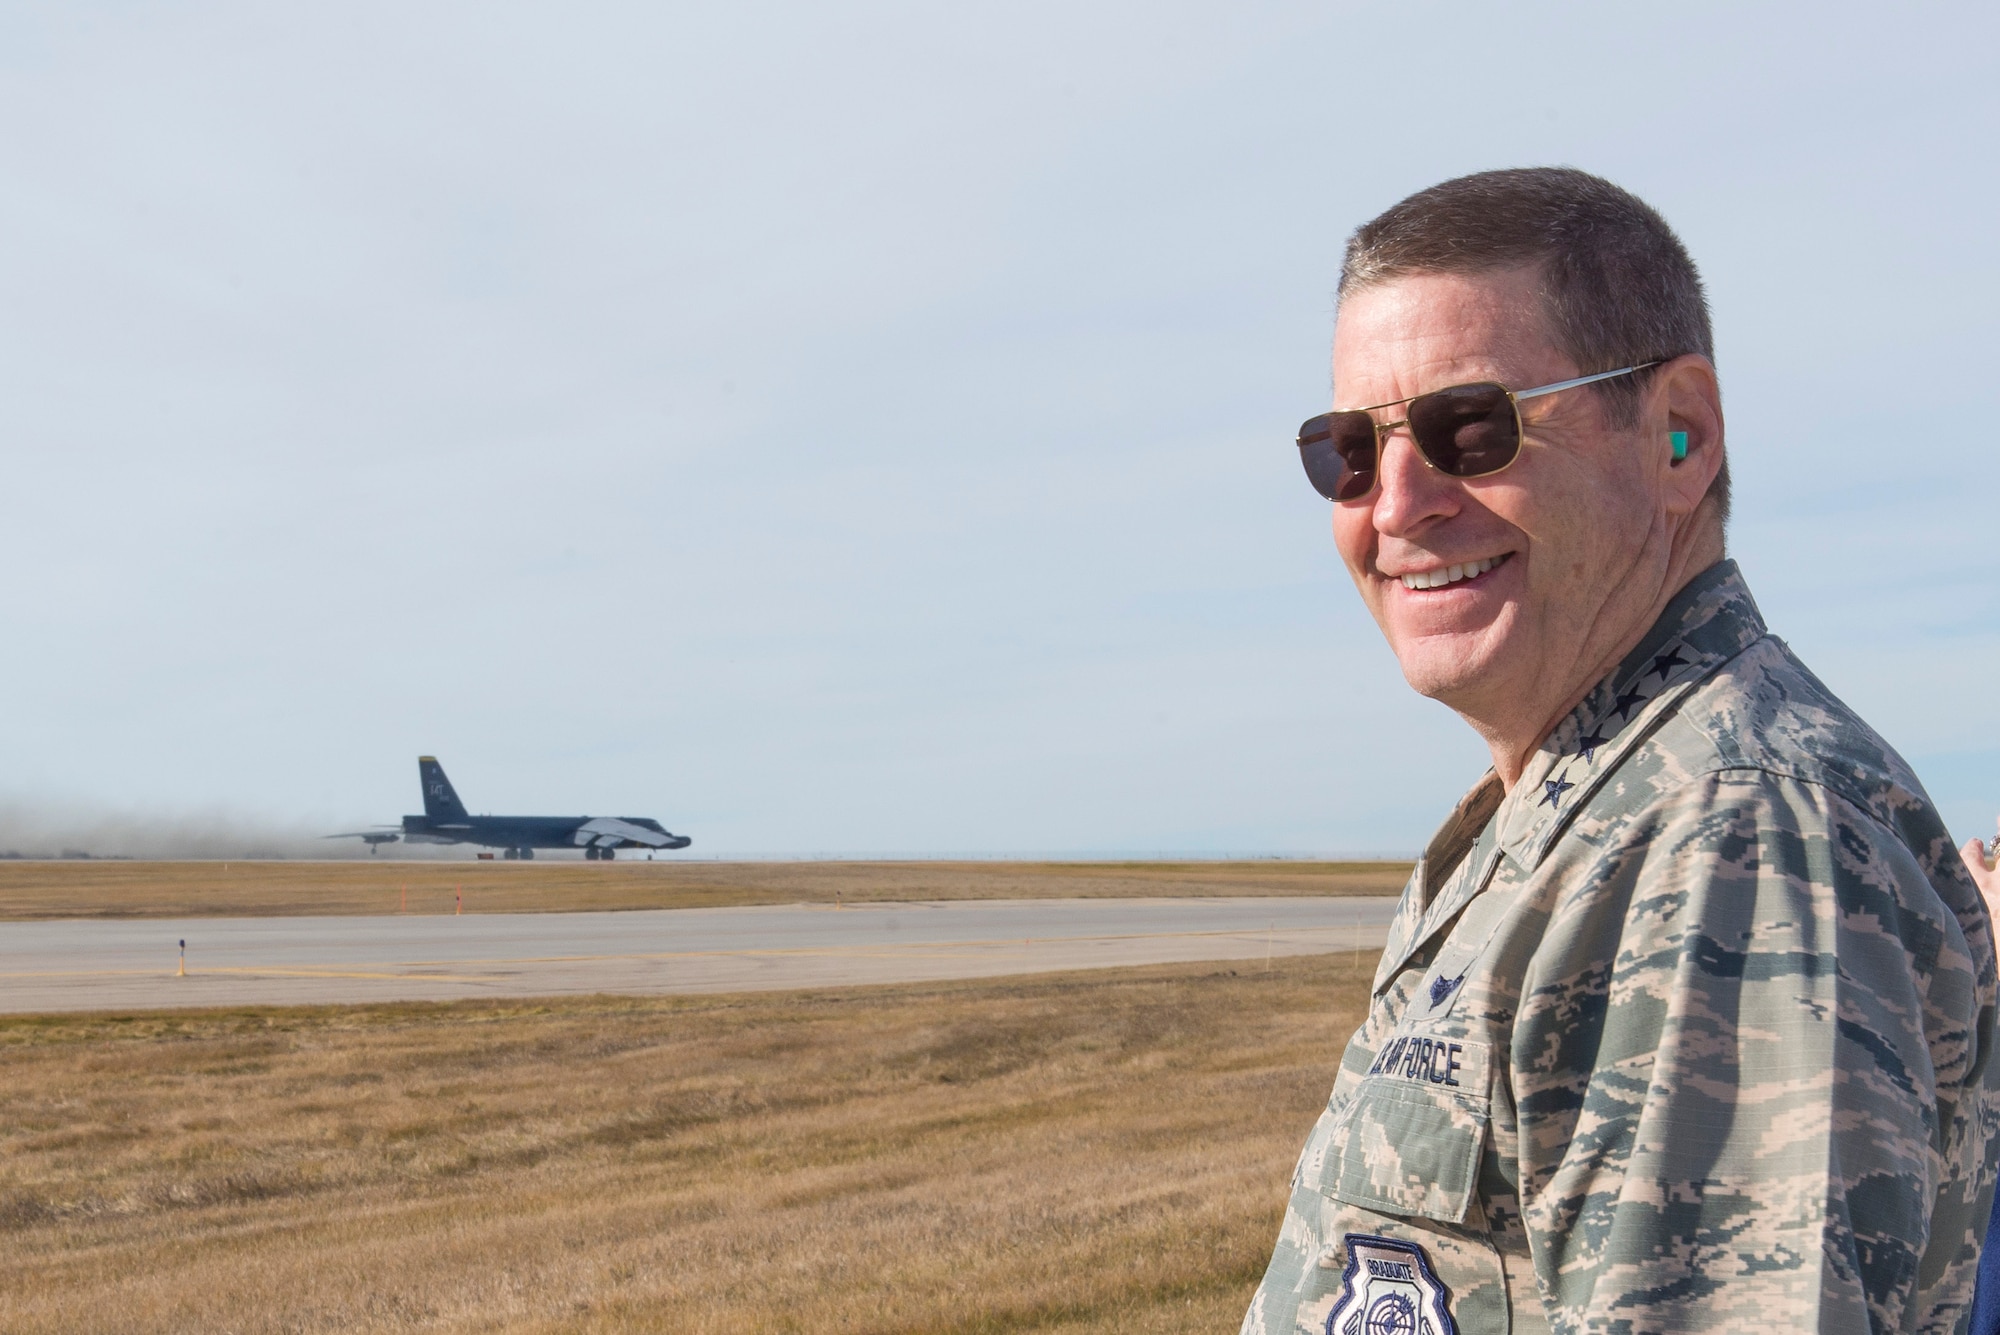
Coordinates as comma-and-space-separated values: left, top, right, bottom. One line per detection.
0, 896, 1397, 1013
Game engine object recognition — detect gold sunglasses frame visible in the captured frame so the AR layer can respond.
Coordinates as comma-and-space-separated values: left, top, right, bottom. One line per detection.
1297, 362, 1660, 500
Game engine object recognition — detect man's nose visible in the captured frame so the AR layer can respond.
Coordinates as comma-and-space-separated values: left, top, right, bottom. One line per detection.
1371, 428, 1461, 535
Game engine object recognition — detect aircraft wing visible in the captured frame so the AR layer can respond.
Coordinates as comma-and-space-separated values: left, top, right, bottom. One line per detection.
573, 817, 680, 849
324, 830, 401, 847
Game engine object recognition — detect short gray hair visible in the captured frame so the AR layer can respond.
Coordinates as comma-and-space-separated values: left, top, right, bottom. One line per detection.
1339, 167, 1725, 518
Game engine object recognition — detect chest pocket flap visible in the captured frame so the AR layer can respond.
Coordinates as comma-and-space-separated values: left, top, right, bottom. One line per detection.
1317, 1036, 1491, 1225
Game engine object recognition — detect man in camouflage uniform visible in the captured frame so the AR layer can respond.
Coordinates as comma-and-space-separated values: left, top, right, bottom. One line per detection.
1248, 169, 1999, 1334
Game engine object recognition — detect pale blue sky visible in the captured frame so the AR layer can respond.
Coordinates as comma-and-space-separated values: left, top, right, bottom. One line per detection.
2, 2, 1995, 854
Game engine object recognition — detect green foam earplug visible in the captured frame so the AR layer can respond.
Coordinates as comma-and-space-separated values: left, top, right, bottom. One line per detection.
1669, 430, 1688, 461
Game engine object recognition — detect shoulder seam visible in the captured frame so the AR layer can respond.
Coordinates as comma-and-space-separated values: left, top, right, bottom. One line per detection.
1691, 761, 1890, 828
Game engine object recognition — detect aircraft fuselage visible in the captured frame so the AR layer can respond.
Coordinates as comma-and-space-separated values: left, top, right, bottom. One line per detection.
324, 757, 693, 859
400, 813, 692, 853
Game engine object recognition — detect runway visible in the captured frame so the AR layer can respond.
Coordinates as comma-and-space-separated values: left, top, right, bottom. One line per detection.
0, 896, 1396, 1013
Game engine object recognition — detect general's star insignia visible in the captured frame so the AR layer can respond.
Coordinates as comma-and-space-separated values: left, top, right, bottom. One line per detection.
1646, 647, 1688, 682
1574, 729, 1608, 762
1428, 973, 1463, 1008
1539, 772, 1574, 809
1611, 689, 1647, 720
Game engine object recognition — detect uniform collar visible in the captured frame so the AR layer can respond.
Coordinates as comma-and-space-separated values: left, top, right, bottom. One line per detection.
1374, 561, 1765, 990
1497, 559, 1766, 864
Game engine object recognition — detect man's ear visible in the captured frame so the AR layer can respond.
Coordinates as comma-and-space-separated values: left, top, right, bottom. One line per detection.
1653, 355, 1723, 518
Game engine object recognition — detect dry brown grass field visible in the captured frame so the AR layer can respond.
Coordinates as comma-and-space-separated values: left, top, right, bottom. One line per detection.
0, 858, 1411, 920
0, 953, 1373, 1333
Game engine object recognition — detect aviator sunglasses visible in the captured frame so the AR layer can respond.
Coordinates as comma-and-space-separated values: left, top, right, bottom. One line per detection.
1295, 362, 1659, 501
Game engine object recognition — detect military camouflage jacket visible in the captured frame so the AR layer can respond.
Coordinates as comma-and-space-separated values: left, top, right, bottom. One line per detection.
1244, 562, 2000, 1335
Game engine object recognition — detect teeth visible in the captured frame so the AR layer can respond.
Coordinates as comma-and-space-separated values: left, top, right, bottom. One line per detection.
1401, 554, 1506, 591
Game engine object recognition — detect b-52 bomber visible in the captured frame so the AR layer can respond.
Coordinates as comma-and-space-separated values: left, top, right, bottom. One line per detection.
329, 756, 692, 860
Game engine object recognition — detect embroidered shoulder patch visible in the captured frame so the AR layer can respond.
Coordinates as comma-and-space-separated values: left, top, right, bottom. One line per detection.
1325, 1234, 1457, 1335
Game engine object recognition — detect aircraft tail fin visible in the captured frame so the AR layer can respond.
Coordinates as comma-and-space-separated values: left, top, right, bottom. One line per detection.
417, 756, 470, 822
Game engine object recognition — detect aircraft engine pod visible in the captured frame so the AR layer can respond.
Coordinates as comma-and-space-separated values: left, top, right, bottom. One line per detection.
328, 758, 691, 860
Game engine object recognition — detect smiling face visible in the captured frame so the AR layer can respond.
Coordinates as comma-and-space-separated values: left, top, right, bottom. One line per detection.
1330, 267, 1693, 767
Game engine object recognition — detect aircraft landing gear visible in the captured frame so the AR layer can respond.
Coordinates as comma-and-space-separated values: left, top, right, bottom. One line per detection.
585, 846, 599, 861
519, 847, 534, 860
502, 848, 517, 860
601, 847, 615, 861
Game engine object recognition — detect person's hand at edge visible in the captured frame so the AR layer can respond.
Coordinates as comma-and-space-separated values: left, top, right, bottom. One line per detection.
1960, 821, 2000, 919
